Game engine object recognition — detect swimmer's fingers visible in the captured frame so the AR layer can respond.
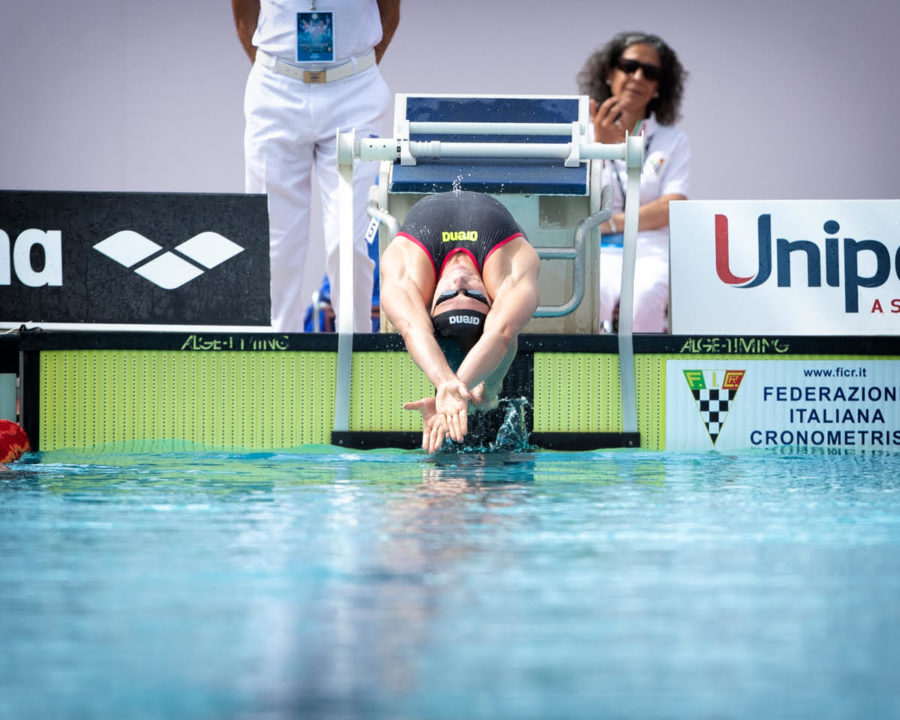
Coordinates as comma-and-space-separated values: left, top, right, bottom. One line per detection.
444, 412, 459, 443
426, 417, 447, 454
422, 427, 434, 453
405, 398, 441, 452
444, 408, 467, 445
404, 397, 437, 420
456, 408, 468, 440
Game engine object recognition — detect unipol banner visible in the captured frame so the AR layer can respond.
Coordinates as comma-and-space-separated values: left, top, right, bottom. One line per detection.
670, 200, 900, 335
0, 191, 271, 327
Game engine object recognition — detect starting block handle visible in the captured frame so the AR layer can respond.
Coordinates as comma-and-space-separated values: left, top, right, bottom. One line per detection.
533, 185, 613, 318
351, 135, 641, 168
334, 128, 357, 434
616, 132, 644, 435
366, 199, 400, 240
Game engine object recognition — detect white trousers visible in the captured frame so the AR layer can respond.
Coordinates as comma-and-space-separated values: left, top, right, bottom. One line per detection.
598, 235, 669, 333
243, 58, 392, 332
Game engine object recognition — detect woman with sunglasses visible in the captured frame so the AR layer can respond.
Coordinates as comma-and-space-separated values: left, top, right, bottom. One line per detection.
577, 31, 690, 332
381, 190, 540, 453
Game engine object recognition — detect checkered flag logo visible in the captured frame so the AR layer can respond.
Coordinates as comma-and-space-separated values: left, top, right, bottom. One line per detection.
683, 370, 746, 445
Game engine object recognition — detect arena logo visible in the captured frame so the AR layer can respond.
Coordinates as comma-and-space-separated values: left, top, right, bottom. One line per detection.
94, 230, 244, 290
449, 315, 480, 325
441, 230, 478, 243
0, 229, 63, 286
1, 228, 245, 291
714, 214, 900, 312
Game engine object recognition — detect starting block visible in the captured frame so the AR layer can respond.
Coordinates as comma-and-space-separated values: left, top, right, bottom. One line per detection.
368, 93, 610, 334
335, 93, 644, 436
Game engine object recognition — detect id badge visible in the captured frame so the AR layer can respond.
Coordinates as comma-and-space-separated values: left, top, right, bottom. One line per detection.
296, 11, 334, 63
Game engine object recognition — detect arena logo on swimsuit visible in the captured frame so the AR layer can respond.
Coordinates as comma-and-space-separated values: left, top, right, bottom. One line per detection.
442, 231, 478, 243
714, 213, 900, 313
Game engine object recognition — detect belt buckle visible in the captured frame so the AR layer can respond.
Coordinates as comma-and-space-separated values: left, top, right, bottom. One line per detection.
303, 69, 327, 83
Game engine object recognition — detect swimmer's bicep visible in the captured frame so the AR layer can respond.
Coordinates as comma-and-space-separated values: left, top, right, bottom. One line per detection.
380, 251, 432, 333
488, 250, 540, 332
487, 279, 539, 336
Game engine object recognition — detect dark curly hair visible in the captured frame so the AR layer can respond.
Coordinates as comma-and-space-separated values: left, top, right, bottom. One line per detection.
576, 32, 687, 126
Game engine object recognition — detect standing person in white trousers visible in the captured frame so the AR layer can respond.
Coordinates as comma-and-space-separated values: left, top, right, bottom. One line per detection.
233, 0, 400, 332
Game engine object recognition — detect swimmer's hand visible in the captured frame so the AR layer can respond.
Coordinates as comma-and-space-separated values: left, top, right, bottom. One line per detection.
403, 396, 449, 454
435, 378, 471, 444
468, 382, 499, 412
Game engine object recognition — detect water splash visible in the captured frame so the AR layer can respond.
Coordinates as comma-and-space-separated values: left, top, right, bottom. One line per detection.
439, 397, 531, 454
489, 397, 530, 452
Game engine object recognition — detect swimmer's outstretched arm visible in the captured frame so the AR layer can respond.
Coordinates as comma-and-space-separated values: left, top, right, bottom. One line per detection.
381, 242, 471, 443
404, 290, 528, 452
455, 244, 539, 402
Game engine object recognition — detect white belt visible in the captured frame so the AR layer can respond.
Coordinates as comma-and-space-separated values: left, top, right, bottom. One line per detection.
256, 49, 376, 84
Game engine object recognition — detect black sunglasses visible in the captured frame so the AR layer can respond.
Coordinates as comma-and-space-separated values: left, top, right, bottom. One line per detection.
616, 58, 662, 82
433, 287, 490, 309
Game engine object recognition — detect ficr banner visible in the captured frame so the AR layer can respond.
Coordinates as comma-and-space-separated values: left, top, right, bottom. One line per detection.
0, 191, 271, 327
669, 200, 900, 335
666, 359, 900, 451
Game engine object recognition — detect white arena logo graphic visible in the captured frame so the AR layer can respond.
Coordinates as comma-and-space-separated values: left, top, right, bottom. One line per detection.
93, 230, 244, 290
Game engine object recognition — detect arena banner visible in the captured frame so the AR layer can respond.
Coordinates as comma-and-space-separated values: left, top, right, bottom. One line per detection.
666, 359, 900, 451
669, 200, 900, 335
0, 191, 271, 327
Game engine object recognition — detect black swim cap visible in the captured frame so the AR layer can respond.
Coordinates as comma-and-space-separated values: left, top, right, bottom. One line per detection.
432, 308, 486, 353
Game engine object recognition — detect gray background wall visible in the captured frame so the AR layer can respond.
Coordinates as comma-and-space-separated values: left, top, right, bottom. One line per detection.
2, 0, 898, 277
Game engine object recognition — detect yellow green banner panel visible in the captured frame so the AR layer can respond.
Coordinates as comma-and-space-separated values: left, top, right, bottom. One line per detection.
348, 351, 432, 432
39, 349, 336, 451
533, 353, 621, 433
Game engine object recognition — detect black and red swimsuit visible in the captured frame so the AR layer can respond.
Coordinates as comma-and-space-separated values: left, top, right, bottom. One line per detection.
395, 191, 525, 280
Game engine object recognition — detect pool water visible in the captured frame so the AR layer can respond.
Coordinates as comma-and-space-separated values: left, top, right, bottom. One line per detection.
2, 447, 899, 719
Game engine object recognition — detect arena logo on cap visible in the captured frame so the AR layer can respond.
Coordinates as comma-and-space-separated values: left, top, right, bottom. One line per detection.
94, 230, 244, 290
449, 315, 480, 325
715, 214, 900, 313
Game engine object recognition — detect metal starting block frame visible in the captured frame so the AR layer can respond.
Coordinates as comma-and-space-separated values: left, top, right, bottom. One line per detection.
334, 94, 644, 436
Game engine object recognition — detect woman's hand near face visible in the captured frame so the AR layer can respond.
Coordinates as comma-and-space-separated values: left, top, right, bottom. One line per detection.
590, 97, 628, 144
